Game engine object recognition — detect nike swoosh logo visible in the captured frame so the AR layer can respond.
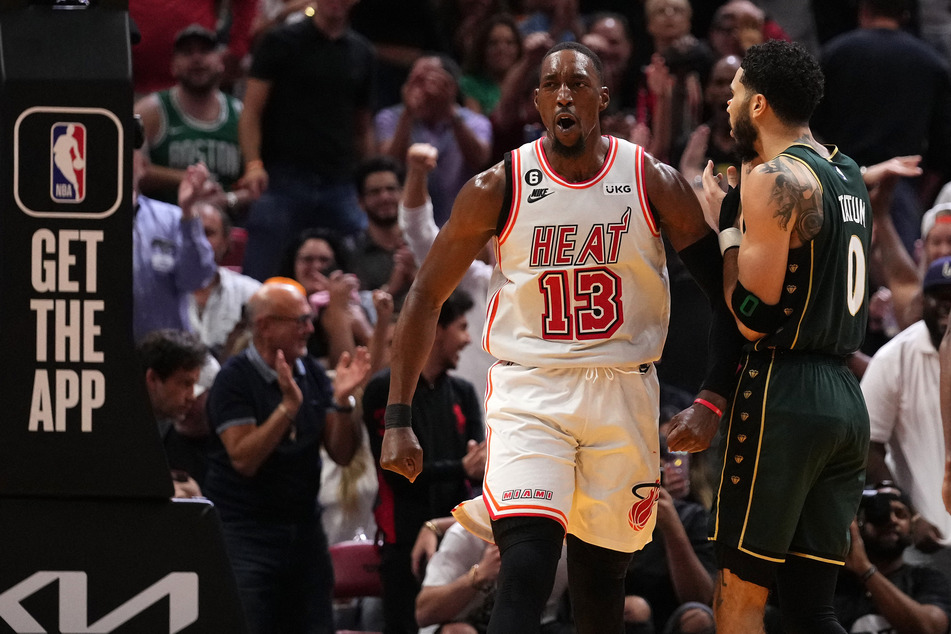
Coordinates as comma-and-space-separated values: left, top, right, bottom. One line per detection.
527, 189, 554, 203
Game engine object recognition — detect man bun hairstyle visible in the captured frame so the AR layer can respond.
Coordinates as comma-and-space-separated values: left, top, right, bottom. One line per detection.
740, 40, 824, 126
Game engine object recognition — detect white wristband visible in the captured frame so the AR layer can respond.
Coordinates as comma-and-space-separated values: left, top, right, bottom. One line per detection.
718, 227, 742, 255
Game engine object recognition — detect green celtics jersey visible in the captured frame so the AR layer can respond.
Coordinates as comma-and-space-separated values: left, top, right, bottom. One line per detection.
149, 88, 243, 203
750, 144, 871, 355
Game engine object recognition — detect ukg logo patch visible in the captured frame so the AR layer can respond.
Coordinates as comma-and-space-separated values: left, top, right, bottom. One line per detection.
51, 123, 86, 203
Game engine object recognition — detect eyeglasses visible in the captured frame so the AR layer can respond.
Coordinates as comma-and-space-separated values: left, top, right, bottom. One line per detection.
266, 313, 315, 326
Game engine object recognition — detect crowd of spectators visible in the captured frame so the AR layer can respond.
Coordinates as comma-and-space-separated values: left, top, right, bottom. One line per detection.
128, 0, 951, 632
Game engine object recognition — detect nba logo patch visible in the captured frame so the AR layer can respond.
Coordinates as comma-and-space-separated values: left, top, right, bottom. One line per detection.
51, 122, 86, 203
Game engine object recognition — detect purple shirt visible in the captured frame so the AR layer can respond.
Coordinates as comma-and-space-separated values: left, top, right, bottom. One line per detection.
374, 106, 492, 226
133, 195, 216, 342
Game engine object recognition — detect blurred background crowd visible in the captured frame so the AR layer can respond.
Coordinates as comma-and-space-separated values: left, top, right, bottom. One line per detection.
128, 0, 951, 632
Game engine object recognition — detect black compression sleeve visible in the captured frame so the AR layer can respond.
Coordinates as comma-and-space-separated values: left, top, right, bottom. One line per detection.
677, 231, 723, 303
489, 517, 564, 634
678, 232, 745, 400
719, 185, 741, 232
701, 301, 745, 399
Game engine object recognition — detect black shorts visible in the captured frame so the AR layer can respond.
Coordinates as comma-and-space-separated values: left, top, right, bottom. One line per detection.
710, 350, 869, 578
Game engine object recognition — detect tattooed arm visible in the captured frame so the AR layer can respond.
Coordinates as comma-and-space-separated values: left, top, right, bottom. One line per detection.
724, 155, 823, 339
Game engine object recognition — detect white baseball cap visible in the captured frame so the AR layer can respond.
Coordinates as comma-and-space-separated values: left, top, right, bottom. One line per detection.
921, 203, 951, 240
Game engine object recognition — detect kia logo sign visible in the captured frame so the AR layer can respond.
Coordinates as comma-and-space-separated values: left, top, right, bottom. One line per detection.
0, 571, 198, 633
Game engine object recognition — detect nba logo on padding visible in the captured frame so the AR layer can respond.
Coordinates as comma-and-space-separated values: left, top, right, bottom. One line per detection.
51, 122, 86, 203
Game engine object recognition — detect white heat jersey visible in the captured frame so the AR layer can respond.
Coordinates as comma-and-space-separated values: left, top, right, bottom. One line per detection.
482, 136, 670, 369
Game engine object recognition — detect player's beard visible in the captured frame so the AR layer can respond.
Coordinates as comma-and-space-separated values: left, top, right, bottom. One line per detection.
731, 106, 759, 163
551, 132, 586, 158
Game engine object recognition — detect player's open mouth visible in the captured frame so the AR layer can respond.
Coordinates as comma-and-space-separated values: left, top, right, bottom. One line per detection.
556, 114, 576, 131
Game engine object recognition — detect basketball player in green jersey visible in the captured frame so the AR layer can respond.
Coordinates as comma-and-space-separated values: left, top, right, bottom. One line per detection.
668, 40, 872, 634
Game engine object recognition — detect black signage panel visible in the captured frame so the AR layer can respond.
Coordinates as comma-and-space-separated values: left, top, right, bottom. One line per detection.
0, 498, 248, 633
0, 2, 172, 497
0, 9, 243, 634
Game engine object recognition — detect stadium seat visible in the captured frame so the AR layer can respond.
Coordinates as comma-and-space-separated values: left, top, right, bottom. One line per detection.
221, 226, 247, 271
329, 538, 383, 634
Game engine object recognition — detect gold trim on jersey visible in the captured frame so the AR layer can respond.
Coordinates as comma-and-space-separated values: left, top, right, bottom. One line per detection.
711, 353, 751, 541
789, 241, 815, 349
788, 551, 846, 566
750, 151, 822, 353
736, 350, 775, 552
711, 351, 784, 562
738, 547, 786, 563
779, 149, 824, 197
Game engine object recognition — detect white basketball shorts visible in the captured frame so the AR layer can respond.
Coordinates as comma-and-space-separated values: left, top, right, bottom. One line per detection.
453, 361, 661, 553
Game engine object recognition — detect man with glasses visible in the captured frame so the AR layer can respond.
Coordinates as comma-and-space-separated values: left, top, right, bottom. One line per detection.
204, 279, 371, 633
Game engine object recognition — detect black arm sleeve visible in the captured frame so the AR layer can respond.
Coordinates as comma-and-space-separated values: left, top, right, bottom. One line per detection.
675, 231, 722, 304
676, 231, 745, 400
719, 186, 741, 232
701, 302, 745, 399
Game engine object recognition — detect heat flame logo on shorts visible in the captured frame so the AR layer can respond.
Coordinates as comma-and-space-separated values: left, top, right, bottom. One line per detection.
628, 480, 660, 531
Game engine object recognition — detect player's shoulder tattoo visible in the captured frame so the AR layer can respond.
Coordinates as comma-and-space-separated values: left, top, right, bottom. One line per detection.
759, 155, 823, 242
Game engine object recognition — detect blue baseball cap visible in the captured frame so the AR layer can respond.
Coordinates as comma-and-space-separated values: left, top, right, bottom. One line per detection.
923, 256, 951, 292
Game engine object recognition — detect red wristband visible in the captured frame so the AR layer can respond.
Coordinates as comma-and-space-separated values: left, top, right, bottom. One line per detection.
693, 398, 723, 419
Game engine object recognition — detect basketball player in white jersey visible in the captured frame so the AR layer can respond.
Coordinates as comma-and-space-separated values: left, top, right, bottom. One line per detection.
381, 42, 738, 633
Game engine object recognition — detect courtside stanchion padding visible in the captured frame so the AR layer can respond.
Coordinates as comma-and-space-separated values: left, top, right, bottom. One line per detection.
0, 2, 246, 630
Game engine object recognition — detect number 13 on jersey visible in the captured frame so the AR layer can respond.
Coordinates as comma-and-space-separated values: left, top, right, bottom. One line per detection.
539, 266, 624, 340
